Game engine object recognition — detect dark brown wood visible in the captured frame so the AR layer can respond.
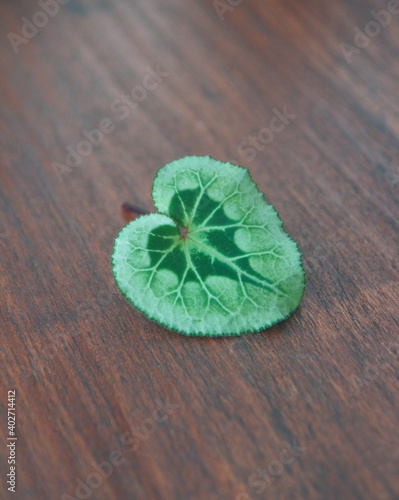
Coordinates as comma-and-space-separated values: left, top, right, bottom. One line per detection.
1, 0, 398, 499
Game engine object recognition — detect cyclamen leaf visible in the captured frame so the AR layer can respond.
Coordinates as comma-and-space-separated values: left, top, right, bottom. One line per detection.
112, 156, 305, 336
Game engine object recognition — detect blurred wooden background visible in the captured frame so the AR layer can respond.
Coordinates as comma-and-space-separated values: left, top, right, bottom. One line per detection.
0, 0, 398, 499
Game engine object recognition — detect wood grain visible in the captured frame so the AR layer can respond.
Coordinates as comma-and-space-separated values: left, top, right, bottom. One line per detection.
0, 0, 398, 499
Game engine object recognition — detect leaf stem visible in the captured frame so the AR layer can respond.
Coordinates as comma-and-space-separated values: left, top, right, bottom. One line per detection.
121, 201, 149, 221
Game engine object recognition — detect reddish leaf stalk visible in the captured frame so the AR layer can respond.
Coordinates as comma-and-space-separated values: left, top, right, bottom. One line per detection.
121, 202, 149, 221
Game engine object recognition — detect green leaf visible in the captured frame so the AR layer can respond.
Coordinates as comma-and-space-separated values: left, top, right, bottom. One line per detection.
112, 156, 305, 336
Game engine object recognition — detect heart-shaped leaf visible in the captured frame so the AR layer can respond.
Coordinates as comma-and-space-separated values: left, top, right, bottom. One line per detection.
112, 156, 305, 336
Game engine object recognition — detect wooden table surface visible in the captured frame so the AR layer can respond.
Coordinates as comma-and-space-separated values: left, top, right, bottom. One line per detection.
1, 0, 398, 499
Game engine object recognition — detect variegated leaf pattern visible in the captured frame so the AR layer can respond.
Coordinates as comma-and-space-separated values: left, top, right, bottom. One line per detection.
112, 156, 305, 336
